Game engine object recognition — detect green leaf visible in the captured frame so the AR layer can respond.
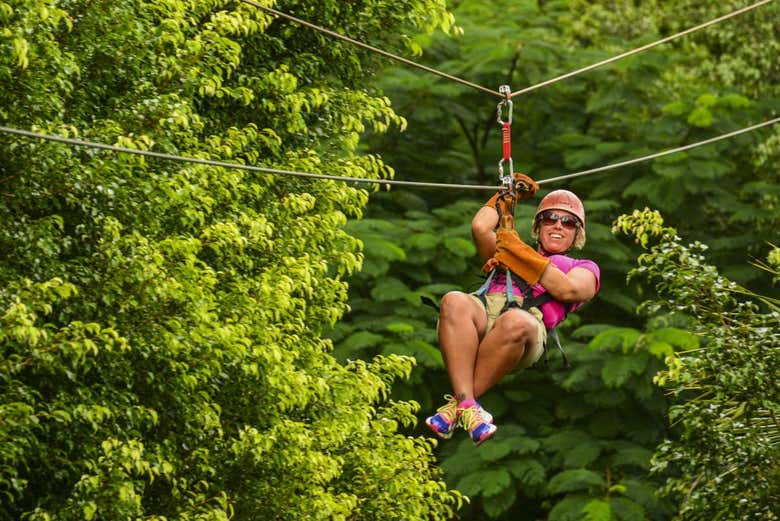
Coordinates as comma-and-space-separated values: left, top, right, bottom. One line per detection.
340, 331, 385, 352
549, 494, 591, 521
622, 478, 662, 511
441, 444, 484, 479
687, 107, 713, 127
571, 323, 614, 339
544, 430, 593, 452
695, 93, 718, 108
548, 469, 605, 494
648, 328, 699, 350
717, 93, 750, 109
478, 439, 514, 461
483, 485, 516, 518
563, 441, 602, 468
361, 236, 407, 262
561, 363, 601, 390
370, 277, 411, 302
407, 338, 443, 368
385, 321, 415, 334
505, 458, 546, 486
442, 236, 476, 257
610, 445, 652, 470
582, 499, 611, 521
406, 232, 440, 251
661, 100, 687, 115
589, 328, 641, 352
647, 340, 674, 359
600, 355, 648, 387
584, 388, 628, 408
611, 496, 647, 520
503, 389, 532, 402
456, 468, 511, 497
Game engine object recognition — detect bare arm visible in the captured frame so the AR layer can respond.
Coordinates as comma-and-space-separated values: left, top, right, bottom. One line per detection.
471, 206, 499, 262
538, 265, 598, 303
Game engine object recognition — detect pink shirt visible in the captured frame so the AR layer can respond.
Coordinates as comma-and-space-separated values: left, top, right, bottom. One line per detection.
487, 254, 600, 329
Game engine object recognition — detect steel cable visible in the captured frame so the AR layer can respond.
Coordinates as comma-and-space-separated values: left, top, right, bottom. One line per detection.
240, 0, 503, 98
2, 119, 777, 190
511, 0, 775, 97
240, 0, 775, 98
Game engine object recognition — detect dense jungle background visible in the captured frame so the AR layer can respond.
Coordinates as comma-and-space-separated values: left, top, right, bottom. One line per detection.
1, 0, 778, 520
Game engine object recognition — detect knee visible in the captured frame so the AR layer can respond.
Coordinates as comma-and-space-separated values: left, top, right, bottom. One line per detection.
439, 291, 472, 320
493, 309, 537, 345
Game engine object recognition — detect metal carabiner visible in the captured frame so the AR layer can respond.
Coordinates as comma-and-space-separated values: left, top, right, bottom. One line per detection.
496, 85, 512, 125
498, 158, 514, 190
496, 85, 513, 188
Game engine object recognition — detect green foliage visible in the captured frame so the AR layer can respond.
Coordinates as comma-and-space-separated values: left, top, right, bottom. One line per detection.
0, 0, 466, 519
618, 209, 780, 520
329, 196, 483, 397
335, 0, 778, 518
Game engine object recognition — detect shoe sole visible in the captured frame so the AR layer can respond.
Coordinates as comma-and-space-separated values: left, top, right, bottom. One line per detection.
471, 424, 497, 446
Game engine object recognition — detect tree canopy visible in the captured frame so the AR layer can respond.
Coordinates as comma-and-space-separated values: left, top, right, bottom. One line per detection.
1, 1, 463, 519
2, 0, 779, 520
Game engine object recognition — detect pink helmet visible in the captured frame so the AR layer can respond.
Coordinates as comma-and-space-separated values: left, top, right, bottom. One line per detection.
534, 189, 585, 228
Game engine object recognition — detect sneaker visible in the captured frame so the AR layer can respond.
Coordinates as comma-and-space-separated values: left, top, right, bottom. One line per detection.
425, 395, 459, 439
460, 404, 497, 446
477, 404, 493, 424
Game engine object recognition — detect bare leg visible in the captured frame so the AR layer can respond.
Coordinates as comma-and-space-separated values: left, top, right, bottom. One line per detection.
437, 291, 487, 402
473, 308, 539, 398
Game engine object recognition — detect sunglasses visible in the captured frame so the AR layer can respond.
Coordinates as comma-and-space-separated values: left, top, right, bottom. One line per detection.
537, 210, 580, 230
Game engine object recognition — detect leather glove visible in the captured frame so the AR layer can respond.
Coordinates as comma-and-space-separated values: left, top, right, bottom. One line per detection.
484, 190, 515, 217
483, 173, 539, 215
482, 226, 550, 285
511, 172, 539, 200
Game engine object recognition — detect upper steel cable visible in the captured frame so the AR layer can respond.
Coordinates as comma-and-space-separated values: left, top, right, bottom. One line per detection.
1, 119, 778, 190
511, 0, 776, 98
239, 0, 773, 99
538, 117, 780, 185
240, 0, 503, 98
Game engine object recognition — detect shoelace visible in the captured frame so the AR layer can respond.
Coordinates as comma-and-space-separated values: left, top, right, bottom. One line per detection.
436, 395, 459, 423
459, 406, 487, 432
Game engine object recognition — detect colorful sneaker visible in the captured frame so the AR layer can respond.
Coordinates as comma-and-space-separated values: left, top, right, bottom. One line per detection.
460, 404, 497, 446
477, 404, 493, 424
425, 395, 460, 439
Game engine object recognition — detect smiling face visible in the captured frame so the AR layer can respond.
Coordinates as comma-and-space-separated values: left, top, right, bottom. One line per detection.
535, 209, 580, 254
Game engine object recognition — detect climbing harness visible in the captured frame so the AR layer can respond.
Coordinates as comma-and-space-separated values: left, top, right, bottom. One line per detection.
470, 266, 570, 369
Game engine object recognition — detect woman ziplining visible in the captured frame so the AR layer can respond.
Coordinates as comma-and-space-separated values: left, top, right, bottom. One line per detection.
425, 90, 601, 445
426, 178, 601, 445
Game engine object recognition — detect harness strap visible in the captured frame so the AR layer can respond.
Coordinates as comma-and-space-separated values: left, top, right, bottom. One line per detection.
472, 267, 497, 307
501, 269, 522, 313
544, 328, 571, 369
